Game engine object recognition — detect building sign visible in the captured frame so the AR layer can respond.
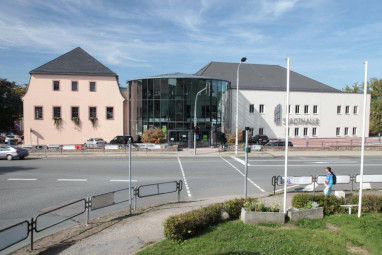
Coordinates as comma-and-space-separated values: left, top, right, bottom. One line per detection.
282, 118, 320, 126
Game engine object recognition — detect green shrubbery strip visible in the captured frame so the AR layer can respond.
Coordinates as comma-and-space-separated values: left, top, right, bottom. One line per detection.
292, 194, 382, 215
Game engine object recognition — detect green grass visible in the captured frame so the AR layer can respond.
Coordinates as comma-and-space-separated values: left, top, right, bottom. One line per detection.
138, 213, 382, 255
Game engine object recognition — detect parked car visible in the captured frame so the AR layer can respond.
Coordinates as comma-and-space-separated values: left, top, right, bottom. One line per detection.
0, 135, 5, 143
109, 136, 134, 144
264, 141, 294, 147
249, 135, 269, 145
85, 138, 106, 147
0, 146, 29, 160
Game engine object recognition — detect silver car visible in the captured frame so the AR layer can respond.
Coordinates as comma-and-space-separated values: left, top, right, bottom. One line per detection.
0, 146, 29, 160
85, 138, 106, 147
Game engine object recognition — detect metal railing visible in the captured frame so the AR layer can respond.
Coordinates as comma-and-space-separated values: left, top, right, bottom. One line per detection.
271, 174, 382, 195
0, 180, 183, 253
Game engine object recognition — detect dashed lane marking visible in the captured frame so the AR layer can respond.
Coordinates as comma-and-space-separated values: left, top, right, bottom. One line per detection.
7, 178, 37, 181
109, 180, 138, 182
57, 179, 87, 182
177, 156, 192, 197
275, 185, 299, 193
221, 156, 266, 193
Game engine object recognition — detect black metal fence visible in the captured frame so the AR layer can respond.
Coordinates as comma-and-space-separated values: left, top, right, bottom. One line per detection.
0, 180, 183, 253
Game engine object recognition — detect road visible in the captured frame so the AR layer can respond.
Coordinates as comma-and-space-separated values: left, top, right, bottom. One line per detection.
1, 155, 382, 253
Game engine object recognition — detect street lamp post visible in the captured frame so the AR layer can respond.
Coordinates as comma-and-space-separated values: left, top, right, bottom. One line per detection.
194, 84, 208, 155
235, 57, 247, 155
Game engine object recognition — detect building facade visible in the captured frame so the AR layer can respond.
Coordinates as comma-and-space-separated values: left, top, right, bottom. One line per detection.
196, 62, 370, 139
23, 47, 125, 146
127, 74, 230, 147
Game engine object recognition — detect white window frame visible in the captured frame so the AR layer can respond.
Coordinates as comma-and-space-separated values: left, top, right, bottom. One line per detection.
336, 127, 341, 136
304, 105, 309, 114
312, 127, 317, 137
295, 105, 300, 114
294, 127, 299, 136
303, 127, 308, 136
259, 104, 264, 114
313, 105, 318, 114
345, 105, 350, 114
337, 105, 342, 114
354, 106, 358, 114
344, 127, 349, 136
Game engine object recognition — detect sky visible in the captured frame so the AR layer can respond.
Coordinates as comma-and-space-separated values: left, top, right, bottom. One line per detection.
0, 0, 381, 89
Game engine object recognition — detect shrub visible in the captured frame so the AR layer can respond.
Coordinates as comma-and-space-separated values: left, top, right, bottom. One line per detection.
345, 195, 382, 213
244, 200, 280, 212
141, 127, 165, 144
164, 198, 258, 241
292, 194, 345, 215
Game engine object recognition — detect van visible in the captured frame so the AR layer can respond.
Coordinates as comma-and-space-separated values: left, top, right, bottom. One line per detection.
109, 136, 133, 144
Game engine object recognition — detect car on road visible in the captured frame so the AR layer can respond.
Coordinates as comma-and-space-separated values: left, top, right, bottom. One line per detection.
5, 135, 22, 144
85, 138, 106, 147
0, 135, 5, 143
0, 146, 29, 160
109, 136, 133, 144
249, 135, 269, 145
264, 140, 294, 147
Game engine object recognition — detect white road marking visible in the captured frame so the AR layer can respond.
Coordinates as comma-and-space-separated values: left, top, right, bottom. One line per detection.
57, 179, 87, 182
8, 178, 37, 181
177, 156, 192, 197
275, 185, 299, 193
231, 156, 251, 166
109, 179, 138, 182
221, 156, 266, 193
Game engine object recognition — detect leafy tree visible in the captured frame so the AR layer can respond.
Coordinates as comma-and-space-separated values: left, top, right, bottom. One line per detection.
141, 127, 165, 144
0, 78, 26, 132
343, 78, 382, 135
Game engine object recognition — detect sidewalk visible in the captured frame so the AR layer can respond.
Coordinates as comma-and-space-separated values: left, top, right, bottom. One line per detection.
13, 194, 295, 255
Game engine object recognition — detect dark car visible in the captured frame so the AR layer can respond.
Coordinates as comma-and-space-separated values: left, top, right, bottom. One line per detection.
249, 135, 269, 145
265, 141, 294, 147
109, 136, 133, 144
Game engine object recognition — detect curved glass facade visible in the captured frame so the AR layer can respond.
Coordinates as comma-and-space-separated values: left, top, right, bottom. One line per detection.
127, 75, 230, 147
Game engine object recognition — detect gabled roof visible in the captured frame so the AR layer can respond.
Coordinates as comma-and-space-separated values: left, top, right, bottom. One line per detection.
30, 47, 117, 77
195, 62, 340, 93
130, 72, 225, 80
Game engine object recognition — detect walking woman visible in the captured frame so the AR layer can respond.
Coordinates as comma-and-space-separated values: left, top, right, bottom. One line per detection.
324, 167, 333, 196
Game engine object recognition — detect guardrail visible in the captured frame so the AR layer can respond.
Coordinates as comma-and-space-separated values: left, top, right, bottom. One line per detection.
0, 180, 182, 253
271, 174, 382, 195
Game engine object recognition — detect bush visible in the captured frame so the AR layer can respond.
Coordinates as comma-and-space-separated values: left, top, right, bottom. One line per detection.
141, 128, 165, 144
292, 194, 345, 215
164, 198, 257, 241
345, 195, 382, 213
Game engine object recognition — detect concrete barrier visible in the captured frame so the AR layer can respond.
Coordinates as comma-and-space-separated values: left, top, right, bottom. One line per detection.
287, 207, 323, 221
240, 208, 285, 224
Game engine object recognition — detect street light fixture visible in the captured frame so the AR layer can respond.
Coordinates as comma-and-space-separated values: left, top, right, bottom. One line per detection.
235, 57, 247, 155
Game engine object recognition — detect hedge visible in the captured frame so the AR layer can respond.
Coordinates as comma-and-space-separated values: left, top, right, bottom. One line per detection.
292, 194, 382, 215
164, 197, 257, 241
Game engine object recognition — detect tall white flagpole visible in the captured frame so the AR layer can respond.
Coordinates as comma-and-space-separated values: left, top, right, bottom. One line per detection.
358, 61, 368, 218
283, 58, 290, 213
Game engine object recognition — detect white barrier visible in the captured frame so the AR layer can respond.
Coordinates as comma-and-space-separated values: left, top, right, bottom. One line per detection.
62, 145, 76, 150
355, 174, 382, 183
277, 176, 313, 185
317, 175, 351, 185
105, 145, 119, 150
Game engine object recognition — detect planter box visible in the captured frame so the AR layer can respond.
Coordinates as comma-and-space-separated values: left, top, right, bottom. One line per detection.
241, 208, 285, 225
287, 207, 323, 221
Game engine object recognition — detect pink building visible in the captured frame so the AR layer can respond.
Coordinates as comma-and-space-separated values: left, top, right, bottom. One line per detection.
23, 47, 126, 146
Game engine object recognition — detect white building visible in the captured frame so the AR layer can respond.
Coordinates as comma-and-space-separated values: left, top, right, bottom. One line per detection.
196, 62, 370, 139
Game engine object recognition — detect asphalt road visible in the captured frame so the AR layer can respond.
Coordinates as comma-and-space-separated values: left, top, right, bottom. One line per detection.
1, 155, 382, 253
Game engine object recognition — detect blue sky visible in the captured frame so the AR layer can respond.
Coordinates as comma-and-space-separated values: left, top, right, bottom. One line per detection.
0, 0, 381, 89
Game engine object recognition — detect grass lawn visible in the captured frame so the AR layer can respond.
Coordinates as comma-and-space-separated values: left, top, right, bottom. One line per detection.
137, 213, 382, 255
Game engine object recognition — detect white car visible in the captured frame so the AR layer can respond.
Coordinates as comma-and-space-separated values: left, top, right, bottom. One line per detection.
0, 146, 29, 160
85, 138, 106, 147
5, 135, 21, 144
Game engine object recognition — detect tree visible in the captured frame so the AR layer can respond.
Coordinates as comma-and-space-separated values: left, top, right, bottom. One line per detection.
141, 127, 165, 144
342, 78, 382, 135
0, 78, 26, 132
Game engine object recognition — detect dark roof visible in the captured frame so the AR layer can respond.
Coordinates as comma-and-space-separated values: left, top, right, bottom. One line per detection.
195, 62, 340, 93
30, 47, 117, 77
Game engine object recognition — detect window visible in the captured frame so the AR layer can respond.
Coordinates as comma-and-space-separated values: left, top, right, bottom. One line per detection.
259, 128, 264, 135
288, 105, 291, 114
89, 107, 97, 118
294, 128, 299, 136
90, 82, 96, 92
345, 127, 349, 136
336, 127, 341, 136
259, 104, 264, 114
288, 128, 290, 137
312, 127, 317, 136
72, 81, 78, 91
304, 105, 309, 114
354, 106, 358, 114
345, 105, 350, 114
313, 105, 318, 114
71, 107, 79, 118
35, 107, 43, 120
53, 107, 61, 118
53, 81, 60, 91
353, 127, 357, 135
249, 104, 254, 113
304, 127, 308, 136
295, 105, 300, 114
337, 105, 342, 114
106, 107, 114, 120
